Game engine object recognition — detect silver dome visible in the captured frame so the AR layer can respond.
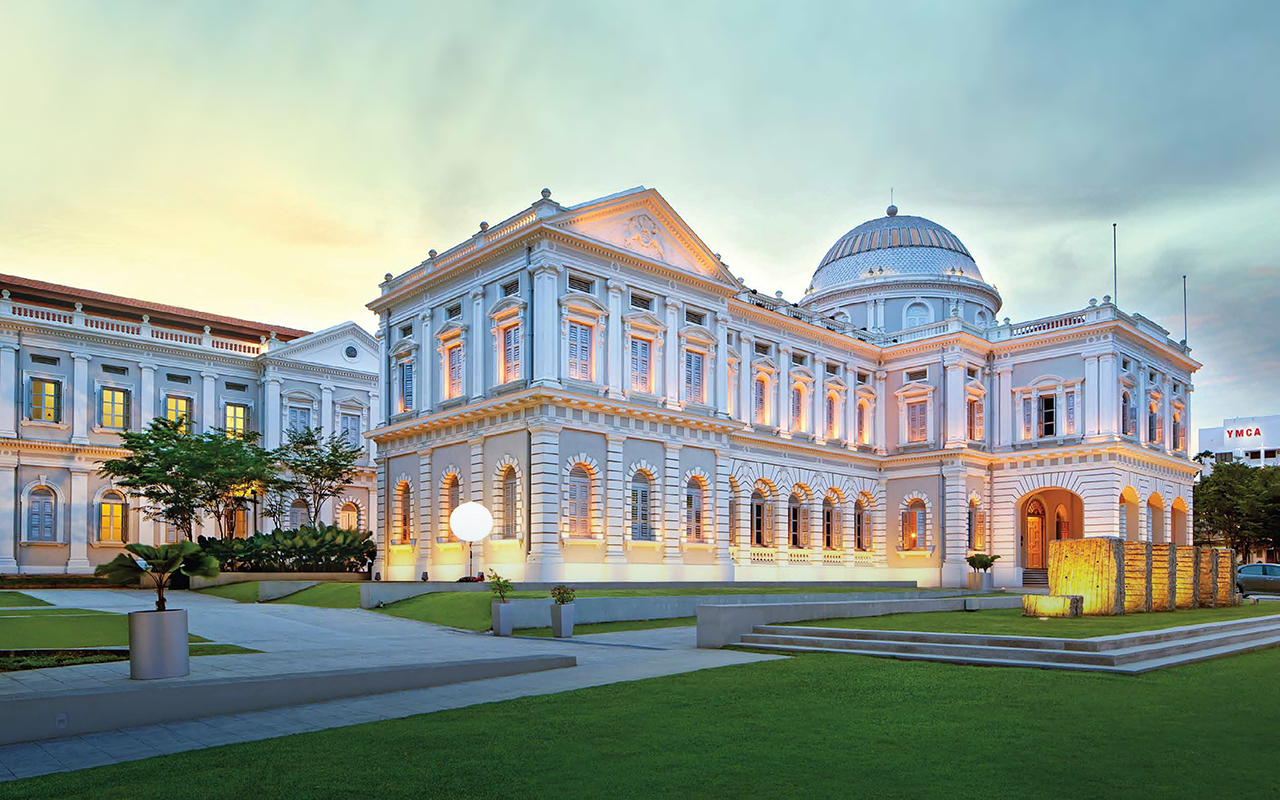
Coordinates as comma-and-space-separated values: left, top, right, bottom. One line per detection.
806, 212, 986, 294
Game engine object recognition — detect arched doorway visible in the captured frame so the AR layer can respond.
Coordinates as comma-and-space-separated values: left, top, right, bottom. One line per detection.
1025, 500, 1047, 569
1171, 497, 1189, 546
1019, 488, 1084, 572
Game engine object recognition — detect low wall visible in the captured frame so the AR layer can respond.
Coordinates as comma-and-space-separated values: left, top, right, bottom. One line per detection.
360, 580, 917, 609
696, 594, 1022, 648
2, 655, 575, 746
190, 572, 369, 589
258, 581, 320, 601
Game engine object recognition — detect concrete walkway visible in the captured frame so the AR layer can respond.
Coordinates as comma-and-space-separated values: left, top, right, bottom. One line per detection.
0, 589, 781, 782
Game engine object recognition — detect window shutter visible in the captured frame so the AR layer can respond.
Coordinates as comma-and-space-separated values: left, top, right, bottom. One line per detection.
1065, 392, 1076, 434
791, 387, 802, 424
754, 379, 765, 422
53, 382, 62, 422
975, 399, 984, 439
901, 510, 911, 547
976, 511, 986, 549
630, 339, 640, 389
917, 510, 927, 546
1022, 397, 1033, 439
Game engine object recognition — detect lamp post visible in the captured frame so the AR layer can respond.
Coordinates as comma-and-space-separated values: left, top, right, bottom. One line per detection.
450, 501, 493, 579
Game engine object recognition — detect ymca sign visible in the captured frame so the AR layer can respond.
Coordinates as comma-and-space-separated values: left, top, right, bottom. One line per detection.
1225, 427, 1263, 438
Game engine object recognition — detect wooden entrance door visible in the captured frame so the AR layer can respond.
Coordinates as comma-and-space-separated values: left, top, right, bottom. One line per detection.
1026, 515, 1045, 569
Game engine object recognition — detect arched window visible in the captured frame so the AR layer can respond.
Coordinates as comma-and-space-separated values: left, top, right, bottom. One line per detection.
1148, 401, 1162, 443
441, 474, 461, 542
975, 309, 989, 327
788, 492, 808, 548
1121, 392, 1134, 436
566, 466, 592, 538
685, 478, 705, 541
630, 473, 653, 541
28, 487, 56, 542
825, 393, 838, 439
854, 499, 867, 550
338, 502, 360, 530
499, 468, 518, 539
288, 499, 309, 530
751, 490, 769, 546
392, 481, 412, 544
790, 386, 804, 431
905, 302, 930, 328
99, 491, 126, 544
822, 497, 838, 550
901, 499, 926, 550
1055, 505, 1069, 540
753, 376, 768, 425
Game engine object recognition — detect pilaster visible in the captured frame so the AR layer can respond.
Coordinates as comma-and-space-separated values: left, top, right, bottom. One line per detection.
0, 343, 17, 438
67, 469, 91, 572
714, 453, 732, 578
873, 370, 887, 454
138, 362, 156, 427
470, 288, 485, 401
530, 263, 562, 387
777, 346, 791, 434
604, 433, 626, 567
663, 299, 681, 409
264, 375, 282, 449
662, 443, 681, 567
0, 462, 16, 571
738, 333, 754, 427
414, 452, 432, 580
606, 281, 624, 398
943, 355, 965, 448
200, 371, 217, 433
714, 317, 730, 416
526, 423, 563, 578
71, 352, 90, 444
321, 384, 334, 439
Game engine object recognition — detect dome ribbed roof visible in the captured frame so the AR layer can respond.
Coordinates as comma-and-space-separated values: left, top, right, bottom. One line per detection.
807, 211, 986, 295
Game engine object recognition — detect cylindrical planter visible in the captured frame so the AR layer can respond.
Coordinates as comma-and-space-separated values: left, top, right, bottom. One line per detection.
128, 609, 190, 680
491, 602, 513, 636
551, 603, 575, 638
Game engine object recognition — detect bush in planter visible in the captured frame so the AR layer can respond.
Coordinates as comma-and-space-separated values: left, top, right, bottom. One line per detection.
966, 553, 1001, 572
96, 541, 220, 611
488, 570, 515, 636
549, 585, 576, 638
551, 585, 576, 605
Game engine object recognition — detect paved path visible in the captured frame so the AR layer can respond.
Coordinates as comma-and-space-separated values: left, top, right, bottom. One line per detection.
0, 589, 780, 782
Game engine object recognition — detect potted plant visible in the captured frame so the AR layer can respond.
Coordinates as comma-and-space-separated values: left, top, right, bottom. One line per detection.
489, 570, 514, 636
550, 584, 576, 638
95, 541, 219, 679
965, 553, 1001, 591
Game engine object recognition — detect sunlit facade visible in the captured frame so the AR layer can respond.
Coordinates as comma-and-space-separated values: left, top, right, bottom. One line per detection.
369, 188, 1201, 587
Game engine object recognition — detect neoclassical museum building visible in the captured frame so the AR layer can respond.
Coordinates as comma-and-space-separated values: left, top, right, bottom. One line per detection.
0, 274, 380, 574
368, 187, 1200, 588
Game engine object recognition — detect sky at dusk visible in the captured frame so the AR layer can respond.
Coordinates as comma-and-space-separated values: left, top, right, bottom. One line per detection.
1, 0, 1278, 448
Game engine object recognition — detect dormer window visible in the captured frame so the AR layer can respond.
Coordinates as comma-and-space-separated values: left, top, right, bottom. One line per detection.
630, 294, 652, 311
685, 309, 706, 326
568, 275, 595, 294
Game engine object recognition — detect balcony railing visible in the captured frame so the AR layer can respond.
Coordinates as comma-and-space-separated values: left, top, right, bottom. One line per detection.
2, 293, 268, 357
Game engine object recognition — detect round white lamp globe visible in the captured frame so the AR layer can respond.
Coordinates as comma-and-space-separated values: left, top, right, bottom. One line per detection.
449, 501, 493, 543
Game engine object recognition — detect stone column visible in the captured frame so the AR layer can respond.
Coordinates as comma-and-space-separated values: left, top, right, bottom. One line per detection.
873, 370, 887, 454
68, 469, 91, 573
811, 357, 825, 441
941, 466, 969, 587
777, 346, 791, 433
714, 453, 732, 578
0, 461, 17, 571
845, 379, 859, 448
468, 439, 484, 577
530, 264, 561, 387
663, 299, 681, 409
377, 315, 389, 427
264, 375, 282, 448
1083, 355, 1100, 437
138, 362, 156, 427
0, 343, 18, 438
738, 333, 754, 427
200, 371, 217, 433
873, 477, 889, 568
321, 384, 334, 438
1136, 359, 1149, 444
1098, 353, 1118, 436
606, 281, 624, 398
418, 308, 434, 413
714, 318, 730, 416
944, 355, 965, 448
414, 453, 432, 580
526, 423, 563, 580
71, 352, 90, 444
663, 443, 681, 567
470, 288, 485, 401
774, 488, 789, 561
604, 433, 626, 570
1163, 375, 1174, 454
996, 366, 1013, 447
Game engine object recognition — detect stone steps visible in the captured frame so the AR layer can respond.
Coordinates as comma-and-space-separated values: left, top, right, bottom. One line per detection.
739, 613, 1280, 673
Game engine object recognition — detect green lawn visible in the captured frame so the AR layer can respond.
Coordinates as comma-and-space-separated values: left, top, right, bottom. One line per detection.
0, 608, 210, 648
517, 616, 697, 637
268, 582, 363, 608
4, 646, 1278, 798
0, 644, 259, 672
784, 604, 1280, 638
198, 582, 261, 603
0, 591, 50, 607
375, 585, 931, 632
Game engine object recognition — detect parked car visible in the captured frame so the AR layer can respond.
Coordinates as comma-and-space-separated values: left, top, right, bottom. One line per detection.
1236, 563, 1280, 597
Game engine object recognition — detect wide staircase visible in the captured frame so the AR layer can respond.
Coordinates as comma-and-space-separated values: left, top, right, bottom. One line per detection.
1022, 568, 1049, 587
738, 613, 1280, 673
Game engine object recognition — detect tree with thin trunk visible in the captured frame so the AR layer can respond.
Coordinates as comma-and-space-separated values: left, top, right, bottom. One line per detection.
100, 417, 205, 541
190, 428, 280, 538
275, 426, 365, 529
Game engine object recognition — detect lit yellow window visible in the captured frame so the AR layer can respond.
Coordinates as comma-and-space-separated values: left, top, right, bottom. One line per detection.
225, 403, 247, 438
30, 379, 60, 422
166, 395, 193, 432
100, 497, 125, 543
101, 388, 129, 429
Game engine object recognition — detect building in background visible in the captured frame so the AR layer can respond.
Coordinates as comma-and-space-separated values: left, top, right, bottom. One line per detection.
1197, 415, 1280, 476
368, 187, 1202, 588
0, 274, 379, 575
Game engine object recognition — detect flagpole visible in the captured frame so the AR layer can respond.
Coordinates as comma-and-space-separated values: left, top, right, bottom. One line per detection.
1182, 274, 1188, 345
1112, 223, 1117, 305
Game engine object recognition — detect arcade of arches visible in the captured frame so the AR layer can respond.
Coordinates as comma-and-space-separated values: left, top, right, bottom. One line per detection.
1021, 487, 1190, 570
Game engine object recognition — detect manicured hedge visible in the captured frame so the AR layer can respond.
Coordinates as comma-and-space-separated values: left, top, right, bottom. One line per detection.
199, 524, 375, 573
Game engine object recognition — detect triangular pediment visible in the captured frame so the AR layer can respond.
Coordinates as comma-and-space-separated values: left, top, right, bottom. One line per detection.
266, 321, 379, 373
551, 188, 741, 289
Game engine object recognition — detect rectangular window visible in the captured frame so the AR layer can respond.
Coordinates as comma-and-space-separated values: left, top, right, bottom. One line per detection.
630, 294, 652, 311
905, 368, 927, 383
684, 350, 705, 404
754, 342, 771, 357
30, 354, 59, 366
967, 398, 984, 440
398, 361, 414, 412
288, 406, 312, 432
792, 353, 806, 367
753, 378, 767, 424
825, 363, 839, 376
165, 395, 193, 432
502, 325, 521, 383
791, 387, 803, 429
826, 394, 837, 439
567, 322, 592, 381
28, 492, 55, 542
29, 378, 61, 422
1066, 392, 1076, 435
901, 509, 925, 550
340, 413, 361, 447
226, 382, 247, 392
568, 275, 594, 294
685, 309, 706, 326
100, 387, 129, 429
1039, 395, 1056, 438
100, 502, 125, 543
102, 364, 129, 376
906, 400, 927, 443
401, 323, 415, 338
630, 338, 651, 393
445, 305, 461, 320
225, 403, 248, 438
501, 279, 520, 297
166, 373, 191, 384
447, 345, 464, 398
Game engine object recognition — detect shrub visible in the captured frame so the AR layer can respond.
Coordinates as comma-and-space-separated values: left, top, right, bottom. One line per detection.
96, 541, 219, 611
198, 523, 375, 573
551, 585, 576, 605
489, 570, 513, 603
966, 553, 1001, 572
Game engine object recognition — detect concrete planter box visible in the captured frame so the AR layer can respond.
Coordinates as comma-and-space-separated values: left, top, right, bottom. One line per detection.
128, 609, 189, 680
968, 571, 995, 591
491, 602, 514, 636
551, 604, 575, 638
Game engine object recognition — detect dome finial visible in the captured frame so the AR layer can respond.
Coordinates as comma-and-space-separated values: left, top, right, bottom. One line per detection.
886, 188, 897, 217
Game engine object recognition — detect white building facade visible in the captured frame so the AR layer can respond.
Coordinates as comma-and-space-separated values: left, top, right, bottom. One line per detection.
1197, 415, 1280, 474
368, 188, 1201, 588
0, 274, 380, 575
